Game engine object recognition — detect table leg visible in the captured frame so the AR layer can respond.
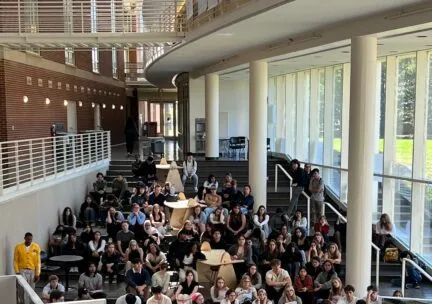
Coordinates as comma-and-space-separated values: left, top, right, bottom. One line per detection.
64, 266, 70, 291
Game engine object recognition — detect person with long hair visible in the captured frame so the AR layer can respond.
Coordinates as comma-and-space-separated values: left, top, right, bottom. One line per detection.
262, 240, 281, 265
211, 277, 229, 304
221, 289, 239, 304
61, 207, 76, 229
253, 205, 270, 239
179, 220, 200, 243
244, 264, 262, 290
281, 242, 302, 278
324, 243, 342, 274
204, 174, 218, 190
291, 209, 308, 231
328, 277, 344, 303
101, 242, 120, 284
235, 274, 258, 304
62, 233, 85, 273
124, 240, 144, 271
88, 231, 106, 265
229, 234, 253, 280
373, 213, 393, 249
226, 204, 247, 244
124, 116, 138, 157
174, 270, 199, 300
151, 262, 171, 295
178, 242, 206, 282
145, 243, 166, 275
314, 260, 338, 301
294, 267, 314, 304
313, 232, 327, 252
189, 205, 206, 234
252, 289, 272, 304
292, 228, 309, 265
209, 207, 226, 233
79, 195, 98, 224
106, 207, 124, 242
143, 220, 161, 248
278, 285, 302, 304
150, 204, 167, 237
314, 216, 330, 242
306, 240, 324, 262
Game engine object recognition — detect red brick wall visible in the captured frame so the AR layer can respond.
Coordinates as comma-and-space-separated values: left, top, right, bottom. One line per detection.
0, 59, 126, 144
0, 60, 6, 141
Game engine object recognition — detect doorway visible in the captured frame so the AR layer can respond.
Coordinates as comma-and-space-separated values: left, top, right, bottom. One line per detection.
67, 100, 77, 133
140, 101, 177, 138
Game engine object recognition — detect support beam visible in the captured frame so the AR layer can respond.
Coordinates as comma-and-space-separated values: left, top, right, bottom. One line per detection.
205, 73, 219, 160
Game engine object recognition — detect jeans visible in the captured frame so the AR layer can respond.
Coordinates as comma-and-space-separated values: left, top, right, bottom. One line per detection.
407, 266, 422, 284
287, 186, 304, 216
182, 173, 198, 189
84, 207, 96, 223
312, 199, 324, 223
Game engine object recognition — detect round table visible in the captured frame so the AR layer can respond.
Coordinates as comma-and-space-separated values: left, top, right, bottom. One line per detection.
49, 255, 83, 291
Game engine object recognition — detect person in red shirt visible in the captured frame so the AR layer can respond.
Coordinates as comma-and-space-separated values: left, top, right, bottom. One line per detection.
294, 267, 314, 304
314, 215, 330, 243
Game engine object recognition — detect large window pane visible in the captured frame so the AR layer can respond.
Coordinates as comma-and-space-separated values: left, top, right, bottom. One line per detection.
394, 179, 412, 246
426, 53, 432, 180
395, 55, 416, 178
303, 71, 311, 161
423, 184, 432, 261
375, 60, 386, 175
333, 66, 343, 167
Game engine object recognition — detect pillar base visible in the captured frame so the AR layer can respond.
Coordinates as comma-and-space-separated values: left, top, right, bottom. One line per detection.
205, 157, 219, 160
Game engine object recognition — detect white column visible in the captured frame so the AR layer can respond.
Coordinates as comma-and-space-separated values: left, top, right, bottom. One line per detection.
285, 74, 296, 156
249, 60, 268, 211
205, 73, 219, 159
346, 36, 377, 293
340, 63, 351, 203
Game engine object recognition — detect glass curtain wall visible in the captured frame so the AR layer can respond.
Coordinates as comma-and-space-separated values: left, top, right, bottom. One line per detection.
268, 50, 432, 264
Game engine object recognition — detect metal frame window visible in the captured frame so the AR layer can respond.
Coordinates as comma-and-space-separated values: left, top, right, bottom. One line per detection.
112, 47, 118, 78
92, 47, 99, 73
65, 47, 75, 65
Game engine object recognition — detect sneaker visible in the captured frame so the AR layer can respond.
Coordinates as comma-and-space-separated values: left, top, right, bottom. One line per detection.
414, 283, 420, 289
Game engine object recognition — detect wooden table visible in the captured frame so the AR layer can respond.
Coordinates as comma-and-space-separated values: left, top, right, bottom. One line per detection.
196, 250, 243, 288
164, 200, 205, 230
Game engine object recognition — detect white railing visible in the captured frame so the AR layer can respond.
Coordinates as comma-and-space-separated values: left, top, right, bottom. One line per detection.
16, 275, 45, 304
321, 202, 381, 288
275, 164, 292, 199
0, 131, 110, 196
401, 258, 432, 296
381, 296, 432, 303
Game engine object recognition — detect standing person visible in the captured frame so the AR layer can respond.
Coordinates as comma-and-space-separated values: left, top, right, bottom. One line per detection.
182, 152, 199, 192
287, 159, 307, 217
14, 232, 41, 289
309, 169, 325, 224
125, 116, 139, 157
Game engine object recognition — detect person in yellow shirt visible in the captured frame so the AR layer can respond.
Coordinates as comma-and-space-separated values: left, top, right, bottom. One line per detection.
14, 232, 41, 289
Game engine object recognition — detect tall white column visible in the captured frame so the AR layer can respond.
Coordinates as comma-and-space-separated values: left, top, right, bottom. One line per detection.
346, 36, 377, 294
249, 60, 268, 211
205, 73, 219, 159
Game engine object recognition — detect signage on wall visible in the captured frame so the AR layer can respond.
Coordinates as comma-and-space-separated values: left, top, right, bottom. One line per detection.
186, 0, 194, 19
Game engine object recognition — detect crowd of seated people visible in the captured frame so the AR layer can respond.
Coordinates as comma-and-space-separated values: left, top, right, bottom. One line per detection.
35, 158, 413, 304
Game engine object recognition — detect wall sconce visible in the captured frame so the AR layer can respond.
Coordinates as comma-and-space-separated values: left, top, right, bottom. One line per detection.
112, 104, 116, 109
23, 96, 28, 103
102, 103, 106, 109
78, 101, 83, 107
120, 105, 124, 110
64, 100, 68, 106
91, 102, 95, 108
45, 98, 50, 105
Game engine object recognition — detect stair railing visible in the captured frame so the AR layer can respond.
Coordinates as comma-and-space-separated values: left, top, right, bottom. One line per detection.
381, 296, 432, 302
401, 258, 432, 296
274, 165, 311, 232
323, 202, 380, 288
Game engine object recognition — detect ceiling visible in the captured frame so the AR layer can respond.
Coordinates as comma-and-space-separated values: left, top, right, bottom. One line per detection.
145, 0, 432, 87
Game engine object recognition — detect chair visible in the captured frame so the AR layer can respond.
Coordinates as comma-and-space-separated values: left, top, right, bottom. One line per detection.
229, 136, 247, 159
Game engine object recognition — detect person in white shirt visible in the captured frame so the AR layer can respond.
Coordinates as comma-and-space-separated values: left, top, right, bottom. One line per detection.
147, 286, 172, 304
41, 275, 65, 303
182, 152, 199, 192
337, 285, 357, 304
363, 285, 382, 304
265, 259, 292, 301
115, 293, 142, 304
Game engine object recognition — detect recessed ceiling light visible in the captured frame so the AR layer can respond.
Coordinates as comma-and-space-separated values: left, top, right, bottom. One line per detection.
417, 35, 427, 38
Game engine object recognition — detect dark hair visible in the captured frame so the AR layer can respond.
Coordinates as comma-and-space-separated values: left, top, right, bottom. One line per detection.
311, 168, 320, 174
197, 186, 206, 200
78, 287, 89, 298
207, 174, 215, 183
270, 259, 281, 267
96, 172, 104, 178
85, 262, 97, 276
132, 258, 142, 265
147, 156, 154, 162
184, 270, 196, 282
367, 285, 378, 292
187, 152, 193, 156
295, 209, 304, 218
244, 184, 252, 191
312, 256, 321, 263
62, 207, 74, 227
344, 285, 355, 293
151, 286, 163, 294
92, 231, 103, 249
148, 243, 161, 256
226, 289, 236, 297
356, 300, 367, 304
50, 290, 63, 301
291, 159, 300, 166
24, 232, 33, 238
255, 205, 266, 216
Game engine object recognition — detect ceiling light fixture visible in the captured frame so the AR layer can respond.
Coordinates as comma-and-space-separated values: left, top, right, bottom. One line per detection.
112, 104, 116, 109
120, 105, 124, 110
91, 102, 95, 108
45, 98, 50, 105
266, 33, 322, 52
102, 103, 106, 109
23, 96, 28, 103
385, 6, 432, 20
78, 101, 83, 107
63, 100, 68, 106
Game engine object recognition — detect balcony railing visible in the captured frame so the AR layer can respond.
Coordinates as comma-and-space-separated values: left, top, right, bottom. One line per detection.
125, 62, 152, 85
0, 131, 110, 197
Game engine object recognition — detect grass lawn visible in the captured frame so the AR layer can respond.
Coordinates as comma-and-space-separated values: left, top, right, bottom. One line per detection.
331, 138, 432, 178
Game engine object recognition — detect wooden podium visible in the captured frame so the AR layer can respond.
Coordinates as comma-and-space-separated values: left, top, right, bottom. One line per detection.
196, 248, 243, 288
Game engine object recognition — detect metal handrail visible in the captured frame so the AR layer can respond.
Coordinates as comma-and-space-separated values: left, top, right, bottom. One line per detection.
275, 164, 293, 200
322, 201, 380, 287
16, 275, 44, 304
302, 190, 311, 234
381, 296, 432, 302
401, 258, 432, 296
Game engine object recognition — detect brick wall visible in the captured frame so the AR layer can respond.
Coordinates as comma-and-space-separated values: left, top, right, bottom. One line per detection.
0, 59, 126, 144
0, 60, 6, 141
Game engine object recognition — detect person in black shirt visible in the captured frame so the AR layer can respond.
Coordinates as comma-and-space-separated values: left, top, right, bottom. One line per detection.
139, 156, 157, 186
126, 259, 151, 300
210, 230, 228, 251
305, 256, 322, 281
174, 270, 199, 300
167, 230, 190, 270
287, 159, 308, 217
101, 242, 120, 284
149, 185, 166, 206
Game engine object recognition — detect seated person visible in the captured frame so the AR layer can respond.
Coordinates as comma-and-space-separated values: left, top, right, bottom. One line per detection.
88, 231, 106, 265
126, 259, 151, 301
49, 225, 69, 257
80, 224, 95, 246
61, 207, 77, 229
362, 285, 382, 304
79, 195, 98, 224
149, 184, 166, 206
143, 220, 161, 247
78, 262, 106, 299
314, 216, 330, 242
222, 173, 233, 191
277, 286, 302, 304
226, 204, 247, 244
229, 235, 253, 280
62, 233, 86, 271
125, 240, 144, 271
106, 207, 125, 242
130, 183, 149, 208
127, 204, 146, 240
324, 243, 342, 274
264, 259, 292, 301
244, 264, 263, 290
306, 256, 322, 281
182, 152, 199, 192
280, 242, 302, 279
241, 185, 255, 212
115, 293, 142, 304
131, 154, 143, 178
268, 208, 289, 239
165, 186, 179, 202
221, 289, 239, 304
223, 180, 243, 208
145, 243, 166, 275
150, 204, 167, 237
328, 277, 344, 303
253, 289, 272, 304
210, 230, 228, 251
49, 290, 64, 303
189, 205, 206, 234
174, 270, 199, 300
167, 230, 190, 270
116, 221, 135, 258
372, 213, 393, 250
178, 242, 206, 282
101, 242, 120, 284
336, 285, 357, 304
313, 260, 338, 301
400, 251, 423, 289
290, 209, 308, 232
209, 207, 226, 233
139, 156, 157, 185
253, 205, 270, 239
152, 263, 171, 295
204, 185, 223, 219
92, 172, 107, 203
294, 267, 314, 304
42, 275, 65, 303
210, 277, 229, 304
148, 286, 172, 304
203, 174, 218, 190
178, 220, 200, 243
112, 175, 129, 201
235, 275, 257, 304
261, 240, 281, 266
306, 241, 324, 262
